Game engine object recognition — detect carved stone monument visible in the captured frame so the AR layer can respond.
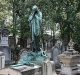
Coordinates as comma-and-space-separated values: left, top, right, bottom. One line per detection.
42, 60, 57, 75
15, 5, 47, 66
0, 65, 42, 75
0, 27, 11, 64
59, 39, 80, 75
0, 51, 5, 69
10, 5, 47, 69
55, 23, 61, 40
51, 40, 62, 69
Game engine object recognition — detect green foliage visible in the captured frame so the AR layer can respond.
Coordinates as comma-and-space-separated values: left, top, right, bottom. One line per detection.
13, 0, 31, 38
0, 0, 12, 27
51, 0, 80, 45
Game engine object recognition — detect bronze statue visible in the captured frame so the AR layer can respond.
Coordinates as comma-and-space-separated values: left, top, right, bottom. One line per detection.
28, 5, 42, 52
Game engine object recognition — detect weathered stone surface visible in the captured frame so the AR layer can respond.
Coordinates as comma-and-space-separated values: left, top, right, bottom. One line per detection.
59, 40, 80, 75
0, 51, 5, 69
0, 65, 42, 75
0, 28, 11, 64
0, 46, 11, 64
42, 60, 57, 75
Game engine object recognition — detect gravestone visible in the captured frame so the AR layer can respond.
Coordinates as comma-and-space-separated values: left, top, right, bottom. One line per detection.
0, 27, 11, 64
0, 51, 5, 69
9, 36, 15, 49
51, 40, 62, 69
42, 60, 57, 75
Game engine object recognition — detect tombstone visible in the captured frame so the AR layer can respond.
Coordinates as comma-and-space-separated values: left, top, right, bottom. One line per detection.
59, 39, 80, 75
42, 60, 57, 75
0, 51, 5, 69
0, 28, 9, 46
9, 36, 15, 49
0, 27, 11, 64
51, 40, 62, 69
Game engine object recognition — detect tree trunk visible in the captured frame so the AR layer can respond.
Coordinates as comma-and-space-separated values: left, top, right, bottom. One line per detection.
13, 0, 16, 48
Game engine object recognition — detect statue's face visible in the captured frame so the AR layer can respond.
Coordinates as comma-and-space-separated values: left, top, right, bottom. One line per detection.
32, 5, 38, 11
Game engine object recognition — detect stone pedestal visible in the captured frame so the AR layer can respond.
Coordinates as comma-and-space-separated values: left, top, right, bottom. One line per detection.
61, 66, 73, 75
42, 60, 57, 75
0, 46, 11, 64
0, 51, 5, 69
59, 48, 80, 75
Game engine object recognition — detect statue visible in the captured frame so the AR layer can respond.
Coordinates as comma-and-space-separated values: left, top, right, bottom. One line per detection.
11, 5, 47, 67
51, 40, 62, 68
68, 39, 74, 50
28, 5, 42, 52
55, 23, 61, 40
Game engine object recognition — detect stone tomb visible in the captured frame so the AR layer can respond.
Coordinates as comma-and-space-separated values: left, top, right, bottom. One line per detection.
59, 40, 80, 75
0, 65, 42, 75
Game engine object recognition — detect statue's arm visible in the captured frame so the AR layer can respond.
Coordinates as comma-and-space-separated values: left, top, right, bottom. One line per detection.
39, 12, 42, 27
28, 11, 35, 22
39, 12, 42, 23
28, 14, 33, 22
35, 12, 42, 23
28, 13, 35, 28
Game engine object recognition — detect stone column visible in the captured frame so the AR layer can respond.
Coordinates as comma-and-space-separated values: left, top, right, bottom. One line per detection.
0, 51, 5, 69
42, 60, 57, 75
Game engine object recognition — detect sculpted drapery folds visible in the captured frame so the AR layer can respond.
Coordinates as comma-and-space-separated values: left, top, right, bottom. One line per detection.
28, 5, 42, 52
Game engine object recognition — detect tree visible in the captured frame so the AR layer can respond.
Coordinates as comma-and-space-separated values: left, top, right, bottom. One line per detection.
0, 0, 12, 27
50, 0, 80, 49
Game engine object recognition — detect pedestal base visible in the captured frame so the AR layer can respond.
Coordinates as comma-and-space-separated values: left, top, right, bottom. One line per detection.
61, 66, 80, 75
0, 46, 11, 65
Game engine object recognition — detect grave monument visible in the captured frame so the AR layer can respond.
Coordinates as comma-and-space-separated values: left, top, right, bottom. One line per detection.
11, 5, 47, 67
0, 51, 5, 69
6, 5, 48, 75
59, 39, 80, 75
0, 27, 11, 64
17, 5, 47, 66
42, 60, 57, 75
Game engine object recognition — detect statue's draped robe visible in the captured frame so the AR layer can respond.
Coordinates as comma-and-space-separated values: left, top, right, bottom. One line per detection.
29, 11, 42, 51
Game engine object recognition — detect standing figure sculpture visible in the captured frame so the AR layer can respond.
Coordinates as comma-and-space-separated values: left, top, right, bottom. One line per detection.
28, 5, 42, 52
55, 23, 61, 40
10, 5, 47, 67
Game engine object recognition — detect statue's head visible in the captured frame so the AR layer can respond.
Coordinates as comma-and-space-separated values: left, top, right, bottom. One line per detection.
32, 5, 38, 11
55, 40, 62, 48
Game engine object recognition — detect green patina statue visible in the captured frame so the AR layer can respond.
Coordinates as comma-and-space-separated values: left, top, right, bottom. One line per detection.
11, 6, 47, 67
28, 5, 42, 52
